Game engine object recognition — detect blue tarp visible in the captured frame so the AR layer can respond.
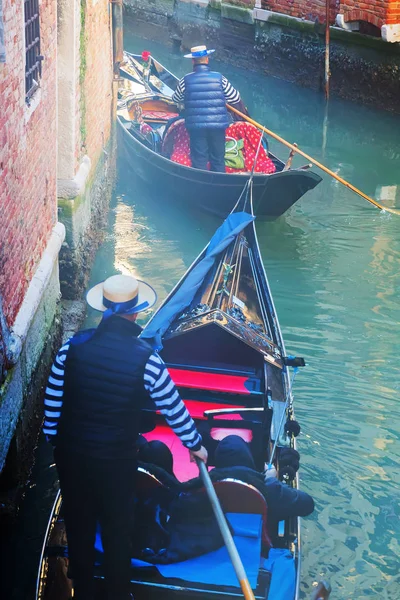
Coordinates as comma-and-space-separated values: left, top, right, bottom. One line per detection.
95, 513, 262, 589
141, 211, 255, 349
155, 512, 261, 588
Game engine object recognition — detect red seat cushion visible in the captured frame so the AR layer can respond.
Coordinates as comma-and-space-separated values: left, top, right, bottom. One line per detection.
144, 424, 200, 481
169, 368, 252, 395
213, 480, 271, 548
143, 110, 179, 122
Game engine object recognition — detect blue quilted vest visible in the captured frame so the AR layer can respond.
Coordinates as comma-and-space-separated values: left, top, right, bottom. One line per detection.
58, 317, 154, 459
184, 64, 229, 130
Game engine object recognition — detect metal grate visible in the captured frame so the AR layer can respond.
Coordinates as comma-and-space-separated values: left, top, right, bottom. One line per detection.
24, 0, 43, 101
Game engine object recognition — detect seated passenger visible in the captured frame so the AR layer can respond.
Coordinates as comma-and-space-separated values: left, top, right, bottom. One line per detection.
136, 435, 314, 563
137, 435, 314, 523
137, 439, 181, 490
190, 435, 314, 522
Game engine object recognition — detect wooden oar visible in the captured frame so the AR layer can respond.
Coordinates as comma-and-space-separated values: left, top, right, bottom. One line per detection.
195, 458, 256, 600
228, 105, 400, 216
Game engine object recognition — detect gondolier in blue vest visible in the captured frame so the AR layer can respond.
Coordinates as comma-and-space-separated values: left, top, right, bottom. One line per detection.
43, 274, 208, 600
172, 45, 242, 172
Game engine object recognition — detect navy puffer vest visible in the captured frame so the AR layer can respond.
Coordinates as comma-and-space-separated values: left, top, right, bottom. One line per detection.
57, 317, 154, 459
184, 65, 229, 130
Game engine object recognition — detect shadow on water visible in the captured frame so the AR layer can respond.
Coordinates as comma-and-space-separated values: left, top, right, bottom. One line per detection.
85, 154, 218, 329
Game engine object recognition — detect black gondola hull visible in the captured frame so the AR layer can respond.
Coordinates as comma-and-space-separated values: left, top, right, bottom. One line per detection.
36, 186, 302, 600
118, 117, 322, 219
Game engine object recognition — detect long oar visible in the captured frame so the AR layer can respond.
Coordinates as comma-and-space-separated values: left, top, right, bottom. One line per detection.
228, 105, 400, 216
196, 458, 256, 600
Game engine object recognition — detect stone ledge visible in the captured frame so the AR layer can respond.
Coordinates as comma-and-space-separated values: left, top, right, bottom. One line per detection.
7, 222, 66, 365
57, 156, 92, 200
382, 23, 400, 43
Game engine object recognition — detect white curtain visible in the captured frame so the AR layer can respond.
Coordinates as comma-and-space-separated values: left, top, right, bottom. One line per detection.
0, 0, 5, 63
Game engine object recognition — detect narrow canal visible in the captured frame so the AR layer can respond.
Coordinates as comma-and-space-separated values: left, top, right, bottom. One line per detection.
94, 32, 400, 598
5, 32, 400, 600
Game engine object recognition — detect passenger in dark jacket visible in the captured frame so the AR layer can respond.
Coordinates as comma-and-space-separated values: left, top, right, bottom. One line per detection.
138, 434, 314, 525
207, 435, 314, 522
172, 44, 242, 173
137, 435, 314, 562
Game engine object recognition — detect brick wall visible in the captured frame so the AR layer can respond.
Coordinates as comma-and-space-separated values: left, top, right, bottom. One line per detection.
0, 0, 57, 327
340, 1, 388, 28
261, 0, 400, 25
386, 0, 400, 23
262, 0, 339, 23
76, 0, 113, 171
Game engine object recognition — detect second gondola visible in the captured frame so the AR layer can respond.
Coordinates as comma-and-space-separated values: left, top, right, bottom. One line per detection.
117, 52, 322, 219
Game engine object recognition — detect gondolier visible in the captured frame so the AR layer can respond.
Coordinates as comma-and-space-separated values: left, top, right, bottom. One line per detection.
43, 274, 207, 600
172, 45, 242, 172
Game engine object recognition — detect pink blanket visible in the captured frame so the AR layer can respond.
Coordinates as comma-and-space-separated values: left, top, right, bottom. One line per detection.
162, 120, 276, 174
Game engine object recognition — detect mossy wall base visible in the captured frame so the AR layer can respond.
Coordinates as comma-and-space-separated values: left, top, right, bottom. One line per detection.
58, 131, 117, 300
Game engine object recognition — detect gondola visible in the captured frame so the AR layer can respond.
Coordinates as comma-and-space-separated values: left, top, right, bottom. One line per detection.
117, 52, 322, 219
36, 181, 327, 600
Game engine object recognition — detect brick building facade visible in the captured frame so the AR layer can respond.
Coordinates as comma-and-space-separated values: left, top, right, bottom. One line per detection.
0, 0, 115, 505
260, 0, 400, 41
0, 0, 58, 326
261, 0, 339, 23
0, 0, 64, 495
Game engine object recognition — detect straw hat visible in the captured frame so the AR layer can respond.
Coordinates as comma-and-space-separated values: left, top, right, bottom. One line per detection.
86, 274, 157, 315
184, 45, 215, 59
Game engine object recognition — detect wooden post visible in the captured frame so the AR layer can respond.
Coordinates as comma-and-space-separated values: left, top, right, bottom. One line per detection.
325, 0, 330, 100
111, 0, 124, 75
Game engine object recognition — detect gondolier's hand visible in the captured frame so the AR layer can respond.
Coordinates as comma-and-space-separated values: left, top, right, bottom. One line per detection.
190, 446, 208, 464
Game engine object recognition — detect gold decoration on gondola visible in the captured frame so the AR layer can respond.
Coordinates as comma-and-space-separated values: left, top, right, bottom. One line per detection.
132, 101, 144, 124
216, 263, 236, 297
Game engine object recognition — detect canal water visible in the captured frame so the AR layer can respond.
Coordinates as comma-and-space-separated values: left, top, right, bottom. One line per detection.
5, 33, 399, 600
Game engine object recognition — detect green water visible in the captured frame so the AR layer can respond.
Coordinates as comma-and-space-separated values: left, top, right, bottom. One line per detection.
87, 35, 400, 599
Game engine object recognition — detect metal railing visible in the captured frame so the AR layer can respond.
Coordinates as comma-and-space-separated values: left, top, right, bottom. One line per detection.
24, 0, 43, 101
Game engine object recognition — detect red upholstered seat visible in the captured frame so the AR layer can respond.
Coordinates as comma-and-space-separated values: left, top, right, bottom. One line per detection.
143, 110, 179, 122
169, 368, 252, 395
146, 402, 248, 481
144, 424, 200, 481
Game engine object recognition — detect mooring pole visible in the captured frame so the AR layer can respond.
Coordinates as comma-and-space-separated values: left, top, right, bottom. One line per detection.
111, 0, 124, 75
324, 0, 330, 100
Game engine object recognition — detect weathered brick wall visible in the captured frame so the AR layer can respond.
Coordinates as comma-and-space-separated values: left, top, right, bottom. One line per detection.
0, 0, 57, 327
262, 0, 339, 23
340, 0, 387, 27
77, 0, 113, 170
261, 0, 400, 25
386, 0, 400, 23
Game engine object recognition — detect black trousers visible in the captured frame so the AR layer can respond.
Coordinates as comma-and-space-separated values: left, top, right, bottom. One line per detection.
55, 448, 136, 600
189, 128, 226, 173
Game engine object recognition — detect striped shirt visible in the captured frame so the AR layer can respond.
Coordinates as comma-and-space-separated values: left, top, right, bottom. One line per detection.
172, 74, 241, 105
43, 343, 202, 451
